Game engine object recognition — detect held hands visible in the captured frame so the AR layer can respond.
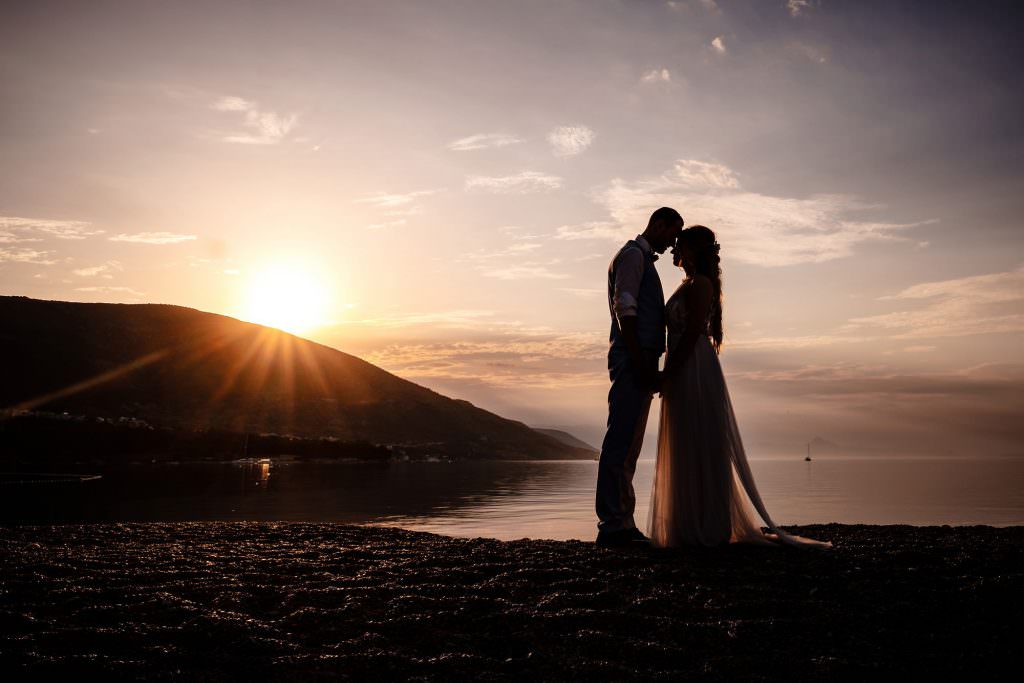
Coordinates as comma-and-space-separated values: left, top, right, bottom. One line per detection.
653, 370, 666, 397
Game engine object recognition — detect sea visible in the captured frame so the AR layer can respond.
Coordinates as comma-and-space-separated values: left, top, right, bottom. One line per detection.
3, 456, 1022, 539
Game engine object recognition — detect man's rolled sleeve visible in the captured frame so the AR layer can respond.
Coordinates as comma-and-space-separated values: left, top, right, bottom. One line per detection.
612, 247, 644, 322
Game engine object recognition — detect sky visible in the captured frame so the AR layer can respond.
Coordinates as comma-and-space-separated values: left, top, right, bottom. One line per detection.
2, 0, 1022, 457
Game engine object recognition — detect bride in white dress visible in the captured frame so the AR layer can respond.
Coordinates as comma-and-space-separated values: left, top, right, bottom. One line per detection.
648, 225, 831, 549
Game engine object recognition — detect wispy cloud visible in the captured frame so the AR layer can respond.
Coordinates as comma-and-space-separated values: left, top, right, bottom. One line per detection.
211, 96, 297, 145
641, 68, 672, 84
480, 262, 570, 280
554, 221, 625, 242
357, 189, 439, 227
0, 230, 39, 244
697, 0, 720, 15
0, 216, 104, 240
459, 243, 566, 280
366, 219, 408, 230
547, 125, 595, 157
585, 159, 934, 266
465, 171, 563, 193
109, 232, 197, 245
847, 268, 1024, 339
344, 309, 500, 330
0, 247, 58, 265
711, 36, 727, 54
727, 360, 1024, 453
559, 287, 604, 298
787, 0, 812, 17
447, 133, 523, 151
460, 242, 544, 262
73, 260, 122, 278
727, 333, 878, 350
356, 190, 439, 208
788, 41, 829, 64
358, 331, 607, 390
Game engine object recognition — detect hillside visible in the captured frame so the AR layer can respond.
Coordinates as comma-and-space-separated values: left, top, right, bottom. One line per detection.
533, 428, 599, 453
0, 296, 591, 459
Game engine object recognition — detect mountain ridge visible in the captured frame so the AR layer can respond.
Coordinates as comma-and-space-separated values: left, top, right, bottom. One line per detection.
0, 296, 592, 459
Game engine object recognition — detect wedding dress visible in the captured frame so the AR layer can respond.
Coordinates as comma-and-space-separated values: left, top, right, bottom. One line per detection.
648, 282, 832, 549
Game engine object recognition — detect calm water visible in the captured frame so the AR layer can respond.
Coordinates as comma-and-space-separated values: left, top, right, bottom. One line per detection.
3, 457, 1022, 539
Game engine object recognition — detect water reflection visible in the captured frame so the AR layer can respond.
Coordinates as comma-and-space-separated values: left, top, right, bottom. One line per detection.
1, 456, 1021, 539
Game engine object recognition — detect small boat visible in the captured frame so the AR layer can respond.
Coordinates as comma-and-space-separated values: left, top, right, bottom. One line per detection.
804, 442, 812, 461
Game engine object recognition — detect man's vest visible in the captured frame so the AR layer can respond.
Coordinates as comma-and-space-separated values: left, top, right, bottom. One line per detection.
607, 240, 666, 355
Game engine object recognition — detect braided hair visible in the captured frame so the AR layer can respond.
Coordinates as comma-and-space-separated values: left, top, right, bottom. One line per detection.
679, 225, 723, 353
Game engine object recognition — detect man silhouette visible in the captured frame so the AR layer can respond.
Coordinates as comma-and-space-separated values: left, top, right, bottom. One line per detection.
596, 207, 683, 547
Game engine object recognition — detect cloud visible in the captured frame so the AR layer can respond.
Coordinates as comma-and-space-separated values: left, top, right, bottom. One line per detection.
903, 345, 936, 353
0, 230, 39, 244
356, 190, 438, 208
465, 171, 563, 194
787, 0, 812, 17
447, 133, 523, 151
559, 287, 604, 298
711, 36, 726, 54
358, 189, 439, 226
460, 243, 544, 262
847, 269, 1024, 339
697, 0, 720, 14
366, 219, 408, 230
459, 243, 566, 280
726, 360, 1024, 454
547, 126, 595, 157
641, 68, 672, 83
0, 247, 58, 265
211, 96, 297, 145
788, 41, 829, 64
480, 263, 570, 280
211, 96, 252, 112
344, 309, 501, 330
673, 159, 739, 189
0, 216, 103, 240
726, 333, 878, 350
73, 260, 122, 278
109, 232, 197, 244
356, 331, 608, 390
554, 221, 625, 242
581, 159, 934, 266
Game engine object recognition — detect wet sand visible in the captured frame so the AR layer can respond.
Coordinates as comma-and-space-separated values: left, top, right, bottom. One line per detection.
1, 523, 1020, 680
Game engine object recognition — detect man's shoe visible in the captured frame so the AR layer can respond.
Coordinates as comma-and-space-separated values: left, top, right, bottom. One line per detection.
596, 527, 650, 548
596, 528, 630, 547
626, 527, 651, 544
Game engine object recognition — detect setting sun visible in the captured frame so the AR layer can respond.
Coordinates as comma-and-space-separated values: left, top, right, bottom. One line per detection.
241, 264, 329, 334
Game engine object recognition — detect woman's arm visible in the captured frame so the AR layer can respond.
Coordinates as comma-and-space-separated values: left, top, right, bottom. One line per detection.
662, 275, 713, 378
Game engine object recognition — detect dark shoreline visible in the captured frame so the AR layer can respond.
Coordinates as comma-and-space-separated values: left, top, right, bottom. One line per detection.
1, 522, 1021, 680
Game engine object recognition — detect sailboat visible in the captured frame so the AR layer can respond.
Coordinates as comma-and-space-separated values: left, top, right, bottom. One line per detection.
805, 442, 812, 461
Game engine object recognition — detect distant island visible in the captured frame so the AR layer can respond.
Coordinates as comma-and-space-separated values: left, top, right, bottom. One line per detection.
0, 296, 594, 462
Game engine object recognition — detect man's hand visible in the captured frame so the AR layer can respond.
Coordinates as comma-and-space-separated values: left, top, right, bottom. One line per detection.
619, 316, 658, 394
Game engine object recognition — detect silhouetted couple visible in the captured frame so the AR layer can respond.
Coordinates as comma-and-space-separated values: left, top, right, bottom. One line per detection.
596, 207, 831, 550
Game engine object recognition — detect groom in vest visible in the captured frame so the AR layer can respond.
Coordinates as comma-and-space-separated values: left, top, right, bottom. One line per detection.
596, 207, 684, 547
